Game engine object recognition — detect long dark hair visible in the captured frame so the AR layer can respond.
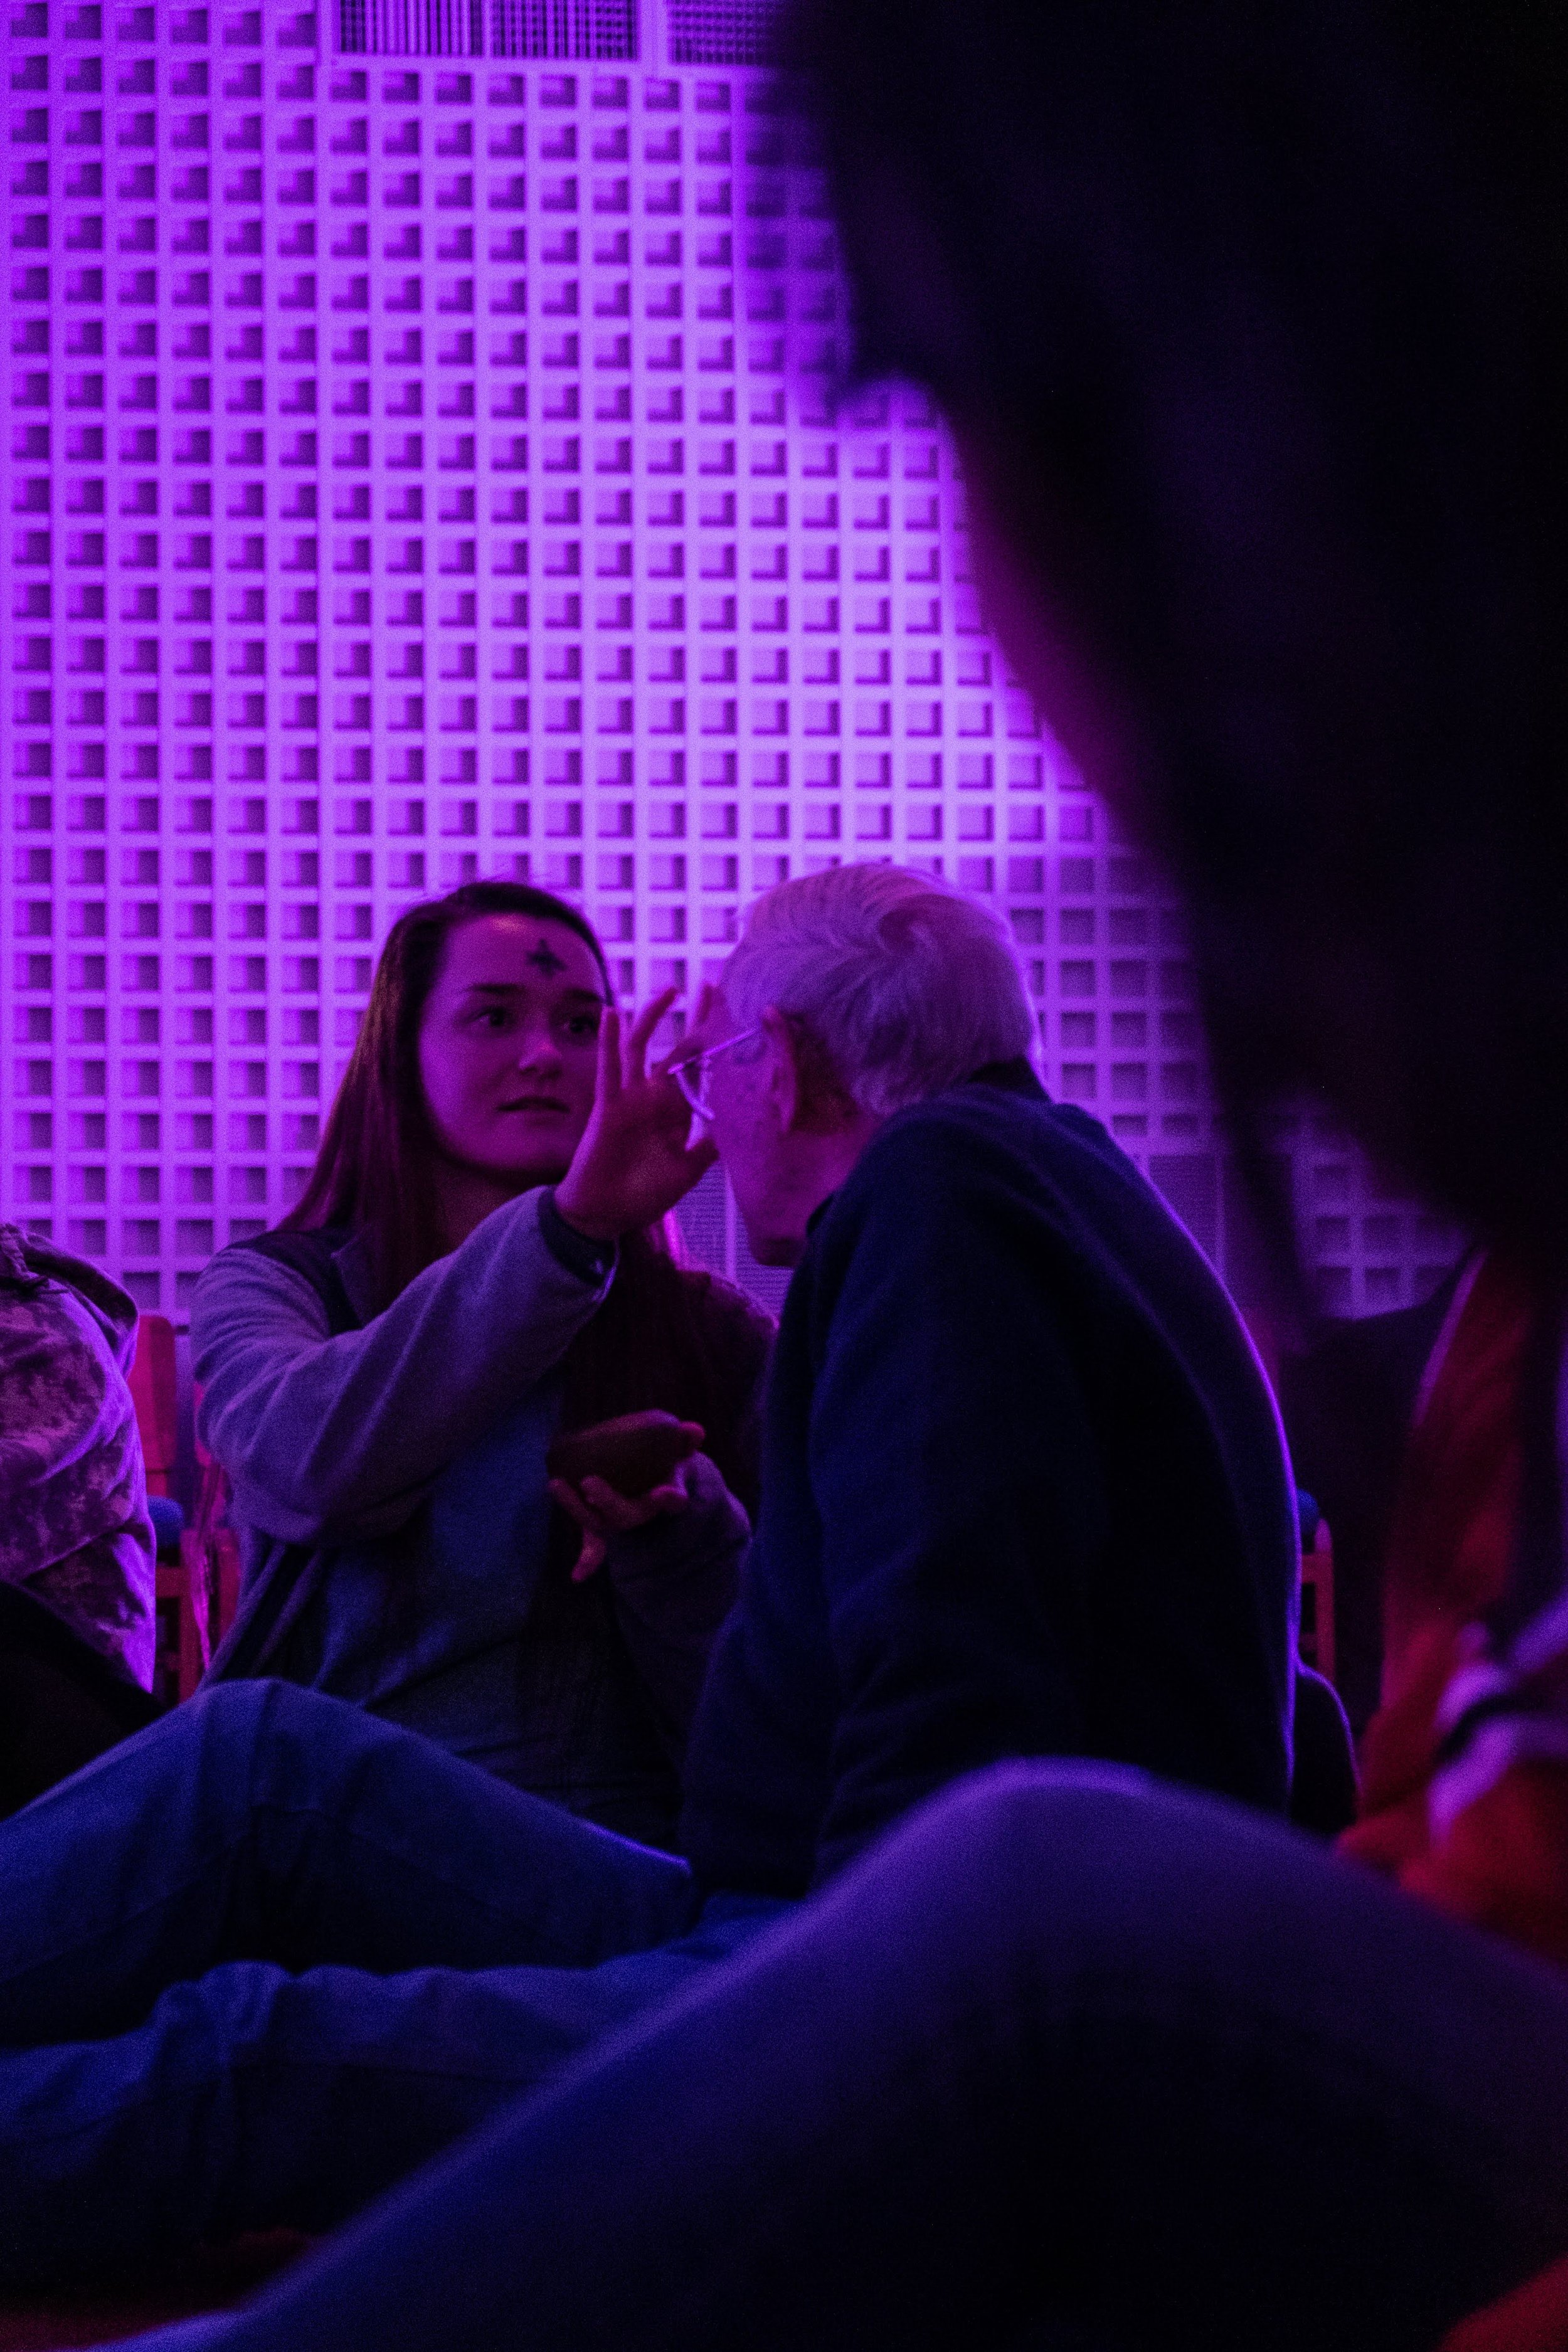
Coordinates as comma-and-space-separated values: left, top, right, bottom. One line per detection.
283, 880, 611, 1306
283, 880, 770, 1515
795, 0, 1568, 1273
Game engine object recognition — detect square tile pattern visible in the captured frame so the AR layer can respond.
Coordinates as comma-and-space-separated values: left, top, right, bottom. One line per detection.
1, 0, 1461, 1319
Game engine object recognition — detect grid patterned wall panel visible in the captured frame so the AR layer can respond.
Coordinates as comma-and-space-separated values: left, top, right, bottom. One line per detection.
2, 3, 1463, 1322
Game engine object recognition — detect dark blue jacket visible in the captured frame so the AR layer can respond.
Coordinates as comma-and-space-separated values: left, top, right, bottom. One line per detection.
681, 1061, 1299, 1896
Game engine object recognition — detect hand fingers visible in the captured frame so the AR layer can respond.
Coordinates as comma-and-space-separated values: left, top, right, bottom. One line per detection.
625, 988, 678, 1088
554, 1472, 650, 1530
595, 1004, 623, 1106
677, 1128, 720, 1184
692, 979, 719, 1032
557, 1469, 692, 1580
621, 1481, 689, 1518
548, 1477, 609, 1534
578, 1474, 655, 1529
652, 1079, 710, 1141
578, 1473, 691, 1526
657, 1129, 721, 1206
645, 1131, 719, 1212
570, 1530, 608, 1582
554, 1476, 669, 1539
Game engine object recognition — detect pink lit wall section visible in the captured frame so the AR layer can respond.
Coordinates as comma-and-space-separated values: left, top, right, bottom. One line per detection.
1, 1, 1461, 1319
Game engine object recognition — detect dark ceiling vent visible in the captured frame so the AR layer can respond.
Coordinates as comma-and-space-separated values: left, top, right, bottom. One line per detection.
666, 0, 778, 66
338, 0, 485, 52
490, 0, 638, 58
338, 0, 783, 61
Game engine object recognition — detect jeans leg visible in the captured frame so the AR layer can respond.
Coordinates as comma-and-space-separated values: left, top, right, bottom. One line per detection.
0, 1907, 790, 2289
0, 1682, 695, 2045
102, 1763, 1568, 2352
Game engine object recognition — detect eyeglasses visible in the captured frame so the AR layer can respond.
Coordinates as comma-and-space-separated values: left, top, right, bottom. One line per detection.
667, 1025, 763, 1120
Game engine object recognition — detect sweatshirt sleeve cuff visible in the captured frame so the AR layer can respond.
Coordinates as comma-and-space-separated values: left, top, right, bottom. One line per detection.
538, 1188, 618, 1288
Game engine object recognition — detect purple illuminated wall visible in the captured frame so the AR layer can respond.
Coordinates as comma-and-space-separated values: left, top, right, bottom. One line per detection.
1, 0, 1461, 1320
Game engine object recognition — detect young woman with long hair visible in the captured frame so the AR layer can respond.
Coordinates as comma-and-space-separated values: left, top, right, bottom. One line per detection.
189, 880, 773, 1849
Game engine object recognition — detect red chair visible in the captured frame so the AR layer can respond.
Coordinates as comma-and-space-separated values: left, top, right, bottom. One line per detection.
181, 1385, 243, 1691
127, 1322, 242, 1703
125, 1313, 177, 1500
127, 1315, 198, 1702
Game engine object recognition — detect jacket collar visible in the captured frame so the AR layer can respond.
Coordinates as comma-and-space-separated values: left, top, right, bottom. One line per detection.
966, 1055, 1049, 1101
803, 1057, 1050, 1240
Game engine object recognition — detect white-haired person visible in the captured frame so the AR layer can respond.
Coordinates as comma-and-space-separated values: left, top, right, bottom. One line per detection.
0, 862, 1296, 2291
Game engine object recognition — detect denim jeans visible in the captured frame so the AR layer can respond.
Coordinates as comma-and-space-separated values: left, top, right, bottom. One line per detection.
95, 1757, 1568, 2352
0, 1681, 785, 2285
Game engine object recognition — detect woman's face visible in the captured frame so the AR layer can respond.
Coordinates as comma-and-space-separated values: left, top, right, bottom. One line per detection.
416, 913, 607, 1189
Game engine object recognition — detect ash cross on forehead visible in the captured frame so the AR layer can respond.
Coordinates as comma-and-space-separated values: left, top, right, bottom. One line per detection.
525, 937, 568, 975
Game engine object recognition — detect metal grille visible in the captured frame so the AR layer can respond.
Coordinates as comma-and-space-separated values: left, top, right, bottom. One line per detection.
666, 0, 778, 68
337, 0, 638, 58
0, 18, 1465, 1322
339, 0, 487, 56
489, 0, 639, 60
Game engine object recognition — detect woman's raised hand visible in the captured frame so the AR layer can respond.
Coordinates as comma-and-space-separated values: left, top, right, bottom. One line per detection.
552, 990, 718, 1242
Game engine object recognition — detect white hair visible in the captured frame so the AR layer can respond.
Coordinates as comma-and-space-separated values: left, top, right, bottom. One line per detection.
721, 862, 1036, 1117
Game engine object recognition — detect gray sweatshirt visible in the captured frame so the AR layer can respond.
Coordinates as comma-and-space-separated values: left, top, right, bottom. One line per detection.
191, 1188, 752, 1843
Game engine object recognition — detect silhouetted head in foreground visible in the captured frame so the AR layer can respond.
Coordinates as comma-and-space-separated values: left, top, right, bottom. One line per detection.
798, 0, 1566, 1268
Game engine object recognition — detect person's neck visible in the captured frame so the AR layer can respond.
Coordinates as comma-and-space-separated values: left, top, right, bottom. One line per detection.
431, 1162, 544, 1253
763, 1113, 884, 1266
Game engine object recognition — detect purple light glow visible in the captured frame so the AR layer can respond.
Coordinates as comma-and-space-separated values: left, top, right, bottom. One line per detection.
0, 4, 1450, 1320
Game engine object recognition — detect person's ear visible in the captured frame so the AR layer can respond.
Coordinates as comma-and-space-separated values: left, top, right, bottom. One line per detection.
760, 1005, 804, 1135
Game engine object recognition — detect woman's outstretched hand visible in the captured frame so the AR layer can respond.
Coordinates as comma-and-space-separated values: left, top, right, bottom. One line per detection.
553, 990, 717, 1242
547, 1409, 706, 1580
550, 1468, 692, 1582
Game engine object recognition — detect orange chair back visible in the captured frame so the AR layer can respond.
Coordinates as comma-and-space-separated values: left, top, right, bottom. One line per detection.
127, 1314, 179, 1498
182, 1381, 243, 1681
